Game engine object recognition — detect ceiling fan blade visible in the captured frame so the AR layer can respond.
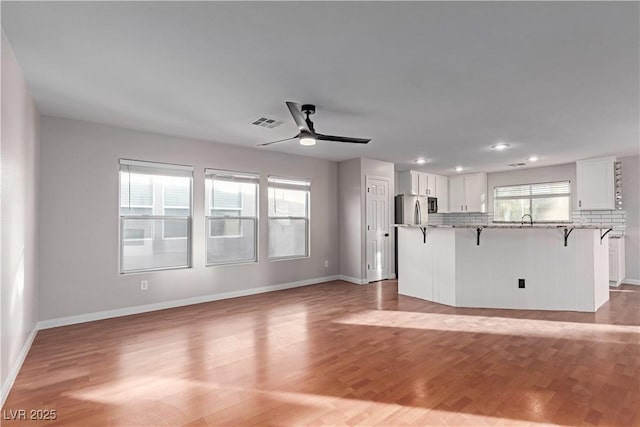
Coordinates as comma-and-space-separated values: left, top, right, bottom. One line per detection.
316, 133, 371, 144
286, 101, 310, 133
257, 135, 299, 146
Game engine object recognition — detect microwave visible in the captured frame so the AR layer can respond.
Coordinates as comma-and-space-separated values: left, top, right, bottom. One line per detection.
427, 197, 438, 214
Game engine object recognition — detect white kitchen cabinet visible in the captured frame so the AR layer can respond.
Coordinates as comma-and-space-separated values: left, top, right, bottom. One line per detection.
436, 175, 449, 213
398, 171, 419, 195
425, 173, 437, 196
609, 237, 625, 286
398, 171, 441, 197
448, 173, 487, 212
449, 175, 465, 212
576, 157, 616, 210
418, 172, 429, 196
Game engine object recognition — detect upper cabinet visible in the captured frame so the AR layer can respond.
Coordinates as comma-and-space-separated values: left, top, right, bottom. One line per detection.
436, 175, 449, 213
448, 172, 487, 213
398, 171, 441, 197
576, 157, 616, 210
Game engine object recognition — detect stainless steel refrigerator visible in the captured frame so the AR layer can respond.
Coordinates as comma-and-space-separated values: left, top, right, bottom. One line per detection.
395, 194, 428, 226
394, 195, 428, 278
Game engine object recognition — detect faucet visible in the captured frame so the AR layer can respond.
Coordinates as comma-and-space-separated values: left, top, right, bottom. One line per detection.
521, 214, 533, 226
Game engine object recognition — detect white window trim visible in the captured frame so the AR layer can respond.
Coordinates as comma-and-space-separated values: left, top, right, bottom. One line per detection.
205, 169, 259, 266
119, 159, 193, 274
267, 176, 311, 261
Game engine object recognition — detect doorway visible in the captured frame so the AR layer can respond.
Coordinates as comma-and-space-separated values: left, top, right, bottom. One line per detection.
365, 176, 390, 282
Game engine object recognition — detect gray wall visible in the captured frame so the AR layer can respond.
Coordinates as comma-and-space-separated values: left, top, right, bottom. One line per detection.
38, 116, 339, 321
621, 155, 639, 281
487, 162, 577, 212
338, 159, 362, 281
338, 158, 395, 283
1, 32, 40, 401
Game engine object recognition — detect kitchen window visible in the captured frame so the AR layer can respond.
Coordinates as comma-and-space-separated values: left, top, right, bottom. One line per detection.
119, 159, 193, 273
493, 181, 571, 223
268, 176, 310, 259
205, 169, 258, 265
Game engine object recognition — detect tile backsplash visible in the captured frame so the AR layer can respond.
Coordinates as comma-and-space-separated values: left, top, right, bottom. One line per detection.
572, 210, 626, 236
429, 212, 490, 226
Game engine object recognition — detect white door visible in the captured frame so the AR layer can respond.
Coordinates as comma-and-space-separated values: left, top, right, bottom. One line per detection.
366, 176, 390, 282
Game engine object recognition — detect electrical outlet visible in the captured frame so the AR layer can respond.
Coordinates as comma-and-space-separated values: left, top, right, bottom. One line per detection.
140, 280, 148, 291
325, 260, 329, 268
518, 279, 525, 289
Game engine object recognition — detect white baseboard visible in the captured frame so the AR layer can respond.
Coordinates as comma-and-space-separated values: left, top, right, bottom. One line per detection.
38, 275, 339, 330
338, 275, 368, 285
622, 278, 640, 286
1, 325, 38, 407
337, 275, 396, 285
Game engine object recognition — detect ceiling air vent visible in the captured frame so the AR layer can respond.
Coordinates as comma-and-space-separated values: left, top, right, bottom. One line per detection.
508, 162, 527, 167
251, 117, 283, 129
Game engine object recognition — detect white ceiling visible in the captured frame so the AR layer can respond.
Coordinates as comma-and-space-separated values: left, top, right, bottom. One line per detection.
2, 2, 639, 174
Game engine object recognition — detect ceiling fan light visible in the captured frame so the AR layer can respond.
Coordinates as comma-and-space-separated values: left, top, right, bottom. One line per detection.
299, 134, 316, 146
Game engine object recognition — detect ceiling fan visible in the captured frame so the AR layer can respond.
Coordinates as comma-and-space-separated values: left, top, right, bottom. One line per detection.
258, 101, 371, 147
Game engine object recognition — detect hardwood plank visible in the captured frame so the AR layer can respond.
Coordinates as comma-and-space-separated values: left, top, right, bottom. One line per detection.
2, 281, 639, 426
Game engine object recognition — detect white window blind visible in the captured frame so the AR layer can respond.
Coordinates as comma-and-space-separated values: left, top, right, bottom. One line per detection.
494, 181, 571, 223
119, 159, 193, 273
495, 181, 570, 198
268, 176, 310, 259
205, 169, 259, 265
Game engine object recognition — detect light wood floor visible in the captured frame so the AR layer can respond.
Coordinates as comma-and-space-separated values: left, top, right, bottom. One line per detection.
3, 281, 639, 426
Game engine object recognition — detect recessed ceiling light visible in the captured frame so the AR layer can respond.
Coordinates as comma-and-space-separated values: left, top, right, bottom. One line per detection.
455, 166, 464, 172
414, 158, 427, 164
528, 156, 539, 162
491, 143, 511, 151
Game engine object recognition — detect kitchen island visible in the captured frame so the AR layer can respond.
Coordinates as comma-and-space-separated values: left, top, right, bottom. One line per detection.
396, 224, 611, 312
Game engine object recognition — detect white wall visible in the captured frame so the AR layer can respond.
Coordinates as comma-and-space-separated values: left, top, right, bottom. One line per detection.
487, 163, 577, 211
621, 155, 639, 281
38, 116, 339, 321
1, 32, 40, 403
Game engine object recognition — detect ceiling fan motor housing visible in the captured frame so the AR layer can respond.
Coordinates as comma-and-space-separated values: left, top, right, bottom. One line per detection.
301, 104, 316, 115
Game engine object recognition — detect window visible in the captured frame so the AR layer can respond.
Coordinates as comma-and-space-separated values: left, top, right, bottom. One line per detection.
493, 181, 571, 222
205, 169, 258, 265
119, 159, 193, 273
268, 176, 310, 259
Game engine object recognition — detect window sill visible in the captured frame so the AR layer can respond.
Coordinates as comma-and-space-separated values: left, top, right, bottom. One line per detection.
120, 265, 192, 275
205, 260, 258, 267
268, 255, 310, 262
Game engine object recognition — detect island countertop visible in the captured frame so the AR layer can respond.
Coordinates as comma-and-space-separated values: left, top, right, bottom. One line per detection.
393, 223, 616, 230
